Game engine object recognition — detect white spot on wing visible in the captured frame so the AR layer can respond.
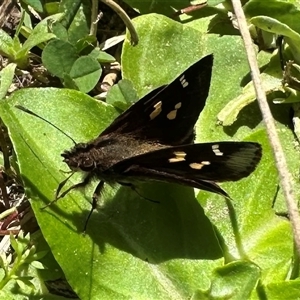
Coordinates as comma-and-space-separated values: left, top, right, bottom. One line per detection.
179, 74, 189, 88
169, 151, 186, 163
182, 81, 189, 88
166, 102, 182, 120
174, 151, 186, 157
167, 110, 177, 120
189, 163, 204, 169
154, 101, 162, 108
150, 101, 162, 120
212, 144, 224, 156
189, 161, 211, 170
169, 157, 185, 162
175, 102, 182, 109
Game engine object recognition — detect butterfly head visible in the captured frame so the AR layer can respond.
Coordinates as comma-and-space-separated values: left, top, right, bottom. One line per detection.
62, 143, 96, 172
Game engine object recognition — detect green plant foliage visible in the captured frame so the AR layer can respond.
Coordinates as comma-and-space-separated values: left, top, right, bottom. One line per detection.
195, 261, 261, 299
122, 14, 212, 98
0, 86, 223, 299
124, 0, 190, 15
59, 0, 90, 44
0, 16, 55, 69
245, 0, 300, 64
92, 50, 116, 63
42, 39, 102, 92
217, 52, 284, 126
42, 40, 79, 77
0, 232, 47, 294
244, 0, 300, 34
0, 12, 293, 299
23, 0, 44, 13
69, 56, 102, 93
0, 63, 16, 100
1, 1, 299, 299
106, 79, 138, 111
123, 0, 224, 15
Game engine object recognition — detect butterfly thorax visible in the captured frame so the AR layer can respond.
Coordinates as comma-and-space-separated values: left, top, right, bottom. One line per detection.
61, 134, 166, 174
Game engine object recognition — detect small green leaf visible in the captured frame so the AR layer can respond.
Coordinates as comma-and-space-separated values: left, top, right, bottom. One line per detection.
9, 234, 20, 257
93, 50, 116, 63
0, 63, 16, 100
15, 277, 35, 291
51, 22, 68, 41
245, 0, 300, 34
18, 32, 55, 58
106, 79, 138, 111
75, 35, 97, 53
251, 16, 300, 63
261, 280, 300, 299
42, 39, 78, 78
0, 253, 8, 272
0, 29, 16, 59
251, 16, 300, 42
69, 56, 102, 93
23, 0, 44, 13
60, 0, 90, 45
32, 250, 48, 261
30, 260, 45, 270
199, 261, 260, 299
31, 13, 64, 35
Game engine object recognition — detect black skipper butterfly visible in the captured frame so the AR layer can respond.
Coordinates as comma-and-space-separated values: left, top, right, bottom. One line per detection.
17, 54, 262, 224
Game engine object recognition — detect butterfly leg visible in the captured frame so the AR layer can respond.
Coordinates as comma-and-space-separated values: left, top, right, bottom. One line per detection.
42, 173, 93, 210
84, 180, 105, 232
56, 173, 93, 200
118, 181, 159, 203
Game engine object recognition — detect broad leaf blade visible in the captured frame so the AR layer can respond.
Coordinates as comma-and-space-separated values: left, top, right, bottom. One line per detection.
1, 88, 223, 299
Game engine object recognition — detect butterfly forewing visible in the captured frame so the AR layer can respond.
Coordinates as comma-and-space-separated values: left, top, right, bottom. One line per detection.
100, 54, 213, 145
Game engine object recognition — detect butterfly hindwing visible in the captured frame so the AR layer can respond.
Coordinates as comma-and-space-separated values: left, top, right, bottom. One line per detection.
101, 54, 213, 145
108, 142, 262, 193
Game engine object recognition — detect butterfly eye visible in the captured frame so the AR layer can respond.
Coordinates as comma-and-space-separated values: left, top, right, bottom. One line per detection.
62, 156, 79, 171
80, 157, 95, 171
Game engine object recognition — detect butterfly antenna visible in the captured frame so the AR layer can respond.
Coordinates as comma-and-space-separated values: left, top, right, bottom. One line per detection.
15, 105, 77, 145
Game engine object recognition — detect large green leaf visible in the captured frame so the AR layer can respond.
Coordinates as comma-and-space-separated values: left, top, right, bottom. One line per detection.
0, 88, 222, 299
122, 13, 295, 293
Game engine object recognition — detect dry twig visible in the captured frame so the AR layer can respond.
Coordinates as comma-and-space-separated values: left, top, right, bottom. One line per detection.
231, 0, 300, 255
